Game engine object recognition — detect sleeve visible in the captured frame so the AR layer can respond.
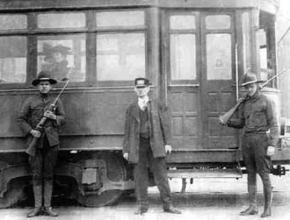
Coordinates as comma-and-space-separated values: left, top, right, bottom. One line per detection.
55, 99, 65, 127
158, 102, 172, 145
17, 98, 33, 135
122, 108, 130, 154
266, 98, 279, 146
227, 103, 246, 129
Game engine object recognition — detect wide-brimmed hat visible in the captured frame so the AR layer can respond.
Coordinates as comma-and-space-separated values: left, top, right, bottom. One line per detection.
134, 77, 151, 88
240, 72, 264, 87
32, 71, 57, 86
40, 43, 71, 61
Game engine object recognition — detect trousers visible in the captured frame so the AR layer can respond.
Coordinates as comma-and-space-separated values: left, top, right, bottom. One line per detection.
134, 137, 171, 208
242, 133, 272, 206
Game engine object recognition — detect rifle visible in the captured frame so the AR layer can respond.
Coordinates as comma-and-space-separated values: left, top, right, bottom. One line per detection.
26, 80, 69, 156
219, 70, 287, 125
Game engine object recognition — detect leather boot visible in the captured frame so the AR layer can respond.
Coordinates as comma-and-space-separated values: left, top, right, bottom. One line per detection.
43, 181, 58, 217
134, 201, 149, 215
240, 184, 258, 216
27, 185, 42, 218
240, 205, 258, 216
163, 204, 181, 214
43, 207, 58, 217
261, 187, 272, 218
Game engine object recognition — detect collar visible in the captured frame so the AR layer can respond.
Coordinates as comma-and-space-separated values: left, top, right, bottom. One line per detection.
138, 96, 149, 104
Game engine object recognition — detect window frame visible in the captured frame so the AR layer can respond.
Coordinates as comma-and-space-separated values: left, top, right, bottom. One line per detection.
0, 8, 148, 89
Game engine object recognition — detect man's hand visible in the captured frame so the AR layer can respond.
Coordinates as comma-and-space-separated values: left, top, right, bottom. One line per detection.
30, 129, 41, 138
123, 153, 129, 160
165, 145, 172, 154
44, 110, 57, 120
266, 146, 275, 156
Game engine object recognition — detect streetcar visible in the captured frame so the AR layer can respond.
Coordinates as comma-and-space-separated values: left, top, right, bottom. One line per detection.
0, 0, 289, 208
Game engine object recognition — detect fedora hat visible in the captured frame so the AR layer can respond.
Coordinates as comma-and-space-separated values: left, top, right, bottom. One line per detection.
240, 72, 264, 87
32, 71, 57, 86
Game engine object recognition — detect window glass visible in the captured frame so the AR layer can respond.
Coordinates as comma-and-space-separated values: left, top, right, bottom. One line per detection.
207, 34, 232, 80
37, 35, 86, 82
96, 33, 145, 81
38, 13, 85, 28
96, 11, 144, 27
0, 37, 26, 83
170, 34, 196, 80
170, 15, 195, 30
0, 15, 27, 30
206, 15, 231, 29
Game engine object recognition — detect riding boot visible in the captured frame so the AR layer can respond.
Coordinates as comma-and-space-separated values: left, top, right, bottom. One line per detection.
43, 180, 58, 217
27, 185, 42, 218
261, 186, 272, 218
240, 184, 258, 216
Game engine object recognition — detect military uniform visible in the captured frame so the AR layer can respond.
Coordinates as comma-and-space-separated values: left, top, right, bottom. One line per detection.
17, 72, 65, 217
227, 87, 279, 217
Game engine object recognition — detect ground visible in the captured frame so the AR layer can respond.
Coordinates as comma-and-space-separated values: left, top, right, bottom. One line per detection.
0, 170, 290, 220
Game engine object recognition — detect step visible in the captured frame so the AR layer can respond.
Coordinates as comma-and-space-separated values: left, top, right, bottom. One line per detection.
168, 168, 243, 179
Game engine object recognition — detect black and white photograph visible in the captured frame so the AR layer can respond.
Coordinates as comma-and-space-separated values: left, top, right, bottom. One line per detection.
0, 0, 290, 219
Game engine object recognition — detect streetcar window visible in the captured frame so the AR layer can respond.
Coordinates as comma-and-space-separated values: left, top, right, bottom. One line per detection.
206, 15, 231, 30
0, 37, 26, 83
170, 15, 196, 30
37, 35, 86, 82
0, 15, 27, 30
96, 33, 145, 81
96, 11, 144, 27
206, 34, 232, 80
38, 13, 85, 29
170, 34, 196, 80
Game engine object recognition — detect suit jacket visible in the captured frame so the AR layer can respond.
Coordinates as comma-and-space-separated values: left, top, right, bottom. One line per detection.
17, 93, 65, 148
123, 99, 172, 163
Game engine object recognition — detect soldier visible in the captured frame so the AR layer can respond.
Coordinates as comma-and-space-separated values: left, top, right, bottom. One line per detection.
220, 72, 279, 218
17, 71, 65, 218
123, 77, 181, 215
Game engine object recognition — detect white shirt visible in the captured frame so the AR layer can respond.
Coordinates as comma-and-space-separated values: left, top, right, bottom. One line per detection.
138, 96, 149, 111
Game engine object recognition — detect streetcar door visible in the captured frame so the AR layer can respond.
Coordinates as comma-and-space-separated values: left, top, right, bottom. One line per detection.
201, 12, 238, 150
161, 12, 203, 150
162, 11, 237, 151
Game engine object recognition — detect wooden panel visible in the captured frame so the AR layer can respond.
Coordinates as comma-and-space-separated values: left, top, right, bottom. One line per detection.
168, 90, 201, 150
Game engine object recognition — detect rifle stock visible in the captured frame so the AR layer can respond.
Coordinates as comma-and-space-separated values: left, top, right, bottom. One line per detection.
219, 98, 245, 124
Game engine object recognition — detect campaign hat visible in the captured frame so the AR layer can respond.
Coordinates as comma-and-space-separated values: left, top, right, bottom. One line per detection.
240, 72, 264, 87
32, 71, 57, 86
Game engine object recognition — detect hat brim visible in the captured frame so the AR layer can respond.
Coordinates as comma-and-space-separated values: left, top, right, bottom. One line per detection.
32, 78, 57, 86
241, 80, 264, 87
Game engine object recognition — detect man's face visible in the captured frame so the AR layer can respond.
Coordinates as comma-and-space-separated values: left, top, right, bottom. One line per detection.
53, 52, 65, 63
134, 86, 150, 98
38, 81, 52, 94
245, 83, 258, 97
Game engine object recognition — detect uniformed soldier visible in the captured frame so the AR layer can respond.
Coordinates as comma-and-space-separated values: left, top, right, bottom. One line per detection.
123, 77, 181, 215
17, 71, 65, 218
220, 72, 279, 218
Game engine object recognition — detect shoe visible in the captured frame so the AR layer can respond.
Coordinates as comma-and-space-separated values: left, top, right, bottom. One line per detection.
240, 206, 258, 216
134, 207, 148, 215
27, 207, 41, 218
260, 208, 271, 218
43, 207, 58, 217
164, 206, 181, 214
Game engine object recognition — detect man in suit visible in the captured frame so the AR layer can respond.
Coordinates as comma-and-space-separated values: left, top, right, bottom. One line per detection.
220, 72, 279, 218
123, 77, 181, 215
17, 71, 65, 218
